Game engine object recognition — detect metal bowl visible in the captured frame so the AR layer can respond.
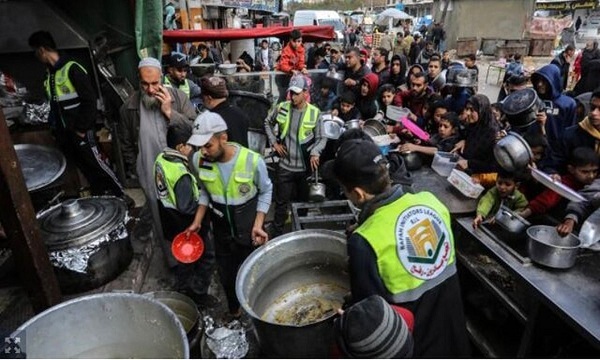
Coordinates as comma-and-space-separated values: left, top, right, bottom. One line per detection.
190, 64, 215, 77
494, 206, 530, 234
218, 63, 237, 75
527, 225, 581, 269
493, 131, 533, 172
345, 119, 361, 130
321, 114, 345, 140
362, 119, 387, 137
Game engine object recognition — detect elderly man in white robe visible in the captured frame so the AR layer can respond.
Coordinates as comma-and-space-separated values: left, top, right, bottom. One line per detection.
119, 57, 196, 260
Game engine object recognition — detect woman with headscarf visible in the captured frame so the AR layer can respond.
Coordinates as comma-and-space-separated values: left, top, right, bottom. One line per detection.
455, 94, 499, 174
574, 41, 600, 96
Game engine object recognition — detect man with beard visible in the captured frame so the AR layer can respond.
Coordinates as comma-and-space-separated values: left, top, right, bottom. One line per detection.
163, 53, 202, 107
371, 47, 390, 86
341, 47, 371, 95
186, 111, 272, 320
393, 71, 433, 129
119, 57, 196, 252
28, 30, 123, 197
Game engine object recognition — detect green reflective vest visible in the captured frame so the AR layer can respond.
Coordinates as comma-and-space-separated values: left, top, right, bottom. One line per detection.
163, 76, 191, 98
154, 152, 199, 210
44, 61, 87, 125
197, 145, 259, 206
355, 191, 457, 304
275, 101, 320, 143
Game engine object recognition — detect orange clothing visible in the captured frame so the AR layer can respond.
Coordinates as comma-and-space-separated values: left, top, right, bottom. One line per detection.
277, 42, 306, 73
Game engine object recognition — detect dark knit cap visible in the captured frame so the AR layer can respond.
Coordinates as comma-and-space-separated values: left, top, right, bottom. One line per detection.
200, 76, 229, 99
334, 295, 413, 358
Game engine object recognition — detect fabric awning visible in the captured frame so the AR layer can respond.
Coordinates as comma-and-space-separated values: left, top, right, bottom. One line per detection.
163, 25, 335, 43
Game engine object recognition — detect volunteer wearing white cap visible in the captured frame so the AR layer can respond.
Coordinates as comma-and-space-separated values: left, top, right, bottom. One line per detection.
186, 111, 273, 320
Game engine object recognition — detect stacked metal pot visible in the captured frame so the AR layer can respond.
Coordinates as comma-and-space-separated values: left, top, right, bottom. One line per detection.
36, 196, 133, 292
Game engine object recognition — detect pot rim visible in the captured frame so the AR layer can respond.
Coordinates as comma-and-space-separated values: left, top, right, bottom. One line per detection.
526, 225, 581, 249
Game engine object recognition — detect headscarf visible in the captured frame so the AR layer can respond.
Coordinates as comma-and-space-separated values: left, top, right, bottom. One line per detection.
466, 94, 494, 128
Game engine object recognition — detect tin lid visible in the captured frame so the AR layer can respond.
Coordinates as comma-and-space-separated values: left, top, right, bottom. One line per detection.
37, 196, 127, 251
14, 144, 66, 191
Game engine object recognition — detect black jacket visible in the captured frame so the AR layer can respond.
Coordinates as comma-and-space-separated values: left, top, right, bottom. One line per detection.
211, 100, 250, 147
347, 185, 471, 358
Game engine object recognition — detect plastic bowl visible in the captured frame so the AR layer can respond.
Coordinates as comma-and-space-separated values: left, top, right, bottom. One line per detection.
171, 232, 204, 264
432, 151, 458, 177
219, 63, 237, 75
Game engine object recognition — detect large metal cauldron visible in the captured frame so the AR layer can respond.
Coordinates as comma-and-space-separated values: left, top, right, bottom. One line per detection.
236, 230, 349, 358
36, 196, 132, 293
10, 293, 189, 358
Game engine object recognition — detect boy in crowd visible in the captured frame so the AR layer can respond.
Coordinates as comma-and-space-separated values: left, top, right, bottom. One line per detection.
399, 112, 461, 155
521, 147, 599, 220
473, 170, 528, 229
332, 91, 361, 122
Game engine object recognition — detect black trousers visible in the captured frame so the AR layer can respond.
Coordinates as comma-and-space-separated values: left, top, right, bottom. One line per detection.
57, 129, 123, 196
214, 232, 254, 313
273, 166, 309, 235
159, 204, 215, 296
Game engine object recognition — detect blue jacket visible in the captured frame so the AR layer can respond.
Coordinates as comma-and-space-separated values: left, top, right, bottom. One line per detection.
531, 64, 577, 150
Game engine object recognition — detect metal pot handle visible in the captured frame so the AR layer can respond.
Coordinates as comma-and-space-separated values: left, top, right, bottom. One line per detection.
314, 167, 319, 184
501, 210, 515, 219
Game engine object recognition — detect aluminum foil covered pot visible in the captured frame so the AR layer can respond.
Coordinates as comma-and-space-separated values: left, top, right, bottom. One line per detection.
36, 196, 132, 293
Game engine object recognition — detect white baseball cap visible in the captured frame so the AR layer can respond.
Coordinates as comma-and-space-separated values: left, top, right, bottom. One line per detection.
187, 111, 228, 147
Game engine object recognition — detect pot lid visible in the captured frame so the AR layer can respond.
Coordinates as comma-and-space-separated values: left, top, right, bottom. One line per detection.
502, 88, 538, 116
37, 196, 127, 251
14, 144, 66, 191
530, 168, 586, 203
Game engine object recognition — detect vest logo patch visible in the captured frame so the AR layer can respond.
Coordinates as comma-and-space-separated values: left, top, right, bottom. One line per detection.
61, 85, 70, 94
238, 183, 251, 195
155, 164, 168, 198
395, 205, 451, 280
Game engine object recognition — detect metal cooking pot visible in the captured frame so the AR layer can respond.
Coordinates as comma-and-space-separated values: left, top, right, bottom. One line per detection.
401, 151, 423, 171
321, 114, 345, 140
36, 196, 132, 293
430, 69, 447, 91
236, 230, 349, 358
10, 293, 189, 358
190, 63, 215, 77
446, 67, 477, 87
502, 88, 545, 130
345, 119, 361, 130
362, 119, 387, 137
309, 168, 326, 202
494, 206, 530, 234
493, 132, 533, 172
527, 225, 581, 269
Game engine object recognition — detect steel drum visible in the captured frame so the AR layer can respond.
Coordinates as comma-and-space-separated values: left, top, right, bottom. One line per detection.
14, 144, 66, 191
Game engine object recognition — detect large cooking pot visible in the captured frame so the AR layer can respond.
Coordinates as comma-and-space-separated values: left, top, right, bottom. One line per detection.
527, 225, 581, 269
502, 88, 545, 130
236, 230, 349, 358
36, 196, 132, 293
10, 293, 189, 358
493, 131, 533, 172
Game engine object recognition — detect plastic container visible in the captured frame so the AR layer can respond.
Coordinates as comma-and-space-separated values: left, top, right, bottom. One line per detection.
431, 151, 458, 177
447, 169, 484, 199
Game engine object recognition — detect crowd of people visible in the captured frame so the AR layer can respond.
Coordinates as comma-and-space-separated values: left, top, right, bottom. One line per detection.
29, 23, 600, 358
